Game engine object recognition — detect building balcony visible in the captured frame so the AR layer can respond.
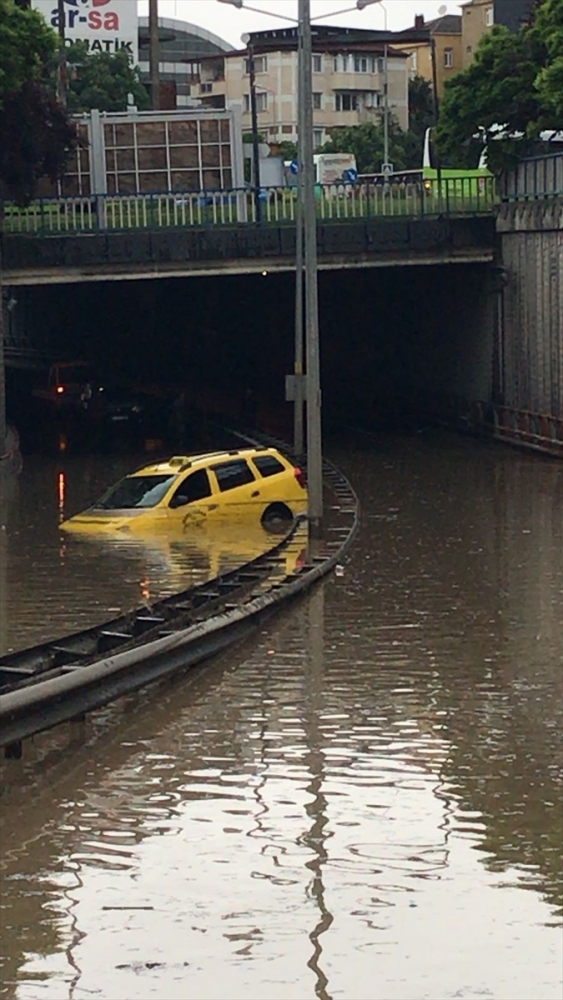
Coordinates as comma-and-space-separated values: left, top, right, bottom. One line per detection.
330, 70, 383, 91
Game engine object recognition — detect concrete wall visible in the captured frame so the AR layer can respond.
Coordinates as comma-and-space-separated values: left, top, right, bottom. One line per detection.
401, 264, 497, 413
497, 202, 563, 420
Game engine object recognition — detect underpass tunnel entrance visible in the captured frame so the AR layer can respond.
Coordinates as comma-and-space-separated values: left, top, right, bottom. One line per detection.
7, 263, 496, 451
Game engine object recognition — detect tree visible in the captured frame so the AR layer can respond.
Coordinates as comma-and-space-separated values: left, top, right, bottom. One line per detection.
408, 75, 436, 149
435, 0, 562, 171
0, 0, 77, 199
530, 0, 563, 119
65, 42, 150, 114
319, 118, 421, 174
0, 0, 55, 103
0, 0, 77, 451
0, 81, 78, 202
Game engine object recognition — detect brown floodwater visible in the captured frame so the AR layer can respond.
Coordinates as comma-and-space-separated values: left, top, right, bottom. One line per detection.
0, 432, 562, 1000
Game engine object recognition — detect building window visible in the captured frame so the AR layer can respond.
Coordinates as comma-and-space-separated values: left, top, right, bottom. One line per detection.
244, 55, 267, 74
410, 51, 418, 72
485, 7, 494, 26
378, 57, 385, 74
444, 48, 454, 68
282, 125, 294, 134
312, 54, 323, 72
334, 53, 350, 72
354, 56, 369, 73
364, 92, 381, 108
336, 93, 358, 112
312, 92, 322, 110
244, 92, 268, 113
313, 129, 324, 148
200, 83, 213, 94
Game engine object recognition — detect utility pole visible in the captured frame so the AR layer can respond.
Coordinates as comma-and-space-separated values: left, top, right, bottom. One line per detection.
300, 0, 323, 533
383, 40, 389, 171
430, 37, 443, 198
293, 13, 305, 457
56, 0, 67, 107
247, 43, 262, 224
149, 0, 160, 110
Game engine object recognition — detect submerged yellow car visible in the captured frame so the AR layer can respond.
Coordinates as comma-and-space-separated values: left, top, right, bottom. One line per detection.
60, 447, 308, 535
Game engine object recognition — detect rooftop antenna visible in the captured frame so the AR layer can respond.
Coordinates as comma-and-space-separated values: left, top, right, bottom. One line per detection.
438, 4, 448, 14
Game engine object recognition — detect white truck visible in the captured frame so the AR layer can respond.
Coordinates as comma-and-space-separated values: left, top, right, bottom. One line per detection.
284, 152, 358, 187
313, 152, 358, 185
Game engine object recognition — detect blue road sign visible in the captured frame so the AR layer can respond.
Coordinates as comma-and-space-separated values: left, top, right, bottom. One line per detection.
345, 167, 358, 184
290, 160, 299, 175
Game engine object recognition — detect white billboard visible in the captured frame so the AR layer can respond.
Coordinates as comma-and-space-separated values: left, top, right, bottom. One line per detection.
33, 0, 138, 64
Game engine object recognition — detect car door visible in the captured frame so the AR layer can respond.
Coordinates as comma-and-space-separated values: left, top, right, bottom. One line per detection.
166, 468, 217, 529
208, 458, 262, 519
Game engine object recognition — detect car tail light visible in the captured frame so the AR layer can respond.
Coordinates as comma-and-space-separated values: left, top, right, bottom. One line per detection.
56, 385, 65, 394
294, 467, 306, 489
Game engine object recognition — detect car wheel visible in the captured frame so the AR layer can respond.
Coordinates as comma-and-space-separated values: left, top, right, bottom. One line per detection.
261, 503, 294, 534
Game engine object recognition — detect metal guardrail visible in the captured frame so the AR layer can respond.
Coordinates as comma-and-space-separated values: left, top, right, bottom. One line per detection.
500, 153, 563, 201
2, 176, 496, 235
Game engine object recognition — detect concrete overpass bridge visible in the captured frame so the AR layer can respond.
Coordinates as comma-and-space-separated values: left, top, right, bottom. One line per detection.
2, 180, 495, 285
1, 161, 561, 456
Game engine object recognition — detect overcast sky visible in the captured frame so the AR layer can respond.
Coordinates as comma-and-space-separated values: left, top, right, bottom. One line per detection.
137, 0, 464, 48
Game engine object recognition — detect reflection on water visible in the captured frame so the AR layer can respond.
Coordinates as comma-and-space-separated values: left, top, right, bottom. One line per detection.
0, 433, 562, 1000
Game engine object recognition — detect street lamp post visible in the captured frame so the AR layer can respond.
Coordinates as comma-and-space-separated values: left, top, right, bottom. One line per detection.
56, 0, 67, 107
149, 0, 160, 110
299, 0, 323, 532
246, 42, 262, 224
294, 24, 305, 458
217, 0, 383, 531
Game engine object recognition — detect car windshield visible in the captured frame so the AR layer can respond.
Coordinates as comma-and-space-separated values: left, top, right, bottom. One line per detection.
94, 474, 177, 510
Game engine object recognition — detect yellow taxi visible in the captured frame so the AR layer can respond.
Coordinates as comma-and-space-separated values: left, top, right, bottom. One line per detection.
60, 447, 308, 535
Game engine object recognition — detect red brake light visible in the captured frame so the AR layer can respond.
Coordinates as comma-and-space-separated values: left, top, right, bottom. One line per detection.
56, 385, 65, 394
294, 467, 306, 489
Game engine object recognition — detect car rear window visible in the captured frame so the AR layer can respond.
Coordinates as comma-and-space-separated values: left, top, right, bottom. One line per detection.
212, 459, 256, 492
94, 474, 177, 509
253, 455, 285, 478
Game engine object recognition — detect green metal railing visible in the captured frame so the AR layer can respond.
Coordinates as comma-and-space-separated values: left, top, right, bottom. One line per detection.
2, 176, 496, 236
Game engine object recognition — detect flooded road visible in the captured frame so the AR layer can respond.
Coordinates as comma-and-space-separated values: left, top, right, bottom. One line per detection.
1, 432, 562, 1000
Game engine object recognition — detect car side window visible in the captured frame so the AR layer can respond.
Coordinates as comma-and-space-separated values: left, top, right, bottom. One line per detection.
212, 459, 256, 492
169, 469, 212, 506
253, 455, 285, 478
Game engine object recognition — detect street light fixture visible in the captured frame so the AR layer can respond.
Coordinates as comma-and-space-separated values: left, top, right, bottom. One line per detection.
218, 0, 383, 24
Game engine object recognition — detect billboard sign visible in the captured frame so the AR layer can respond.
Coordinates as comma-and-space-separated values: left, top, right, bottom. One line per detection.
32, 0, 138, 63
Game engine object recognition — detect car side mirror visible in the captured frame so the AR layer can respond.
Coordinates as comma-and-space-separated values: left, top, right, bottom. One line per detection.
169, 495, 189, 509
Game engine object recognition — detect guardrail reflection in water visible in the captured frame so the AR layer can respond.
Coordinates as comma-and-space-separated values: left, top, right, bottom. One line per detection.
3, 176, 496, 235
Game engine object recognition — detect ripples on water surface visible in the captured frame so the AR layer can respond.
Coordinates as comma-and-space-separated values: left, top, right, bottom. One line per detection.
0, 433, 562, 1000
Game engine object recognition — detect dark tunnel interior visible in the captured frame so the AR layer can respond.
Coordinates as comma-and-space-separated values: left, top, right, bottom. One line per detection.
6, 262, 496, 451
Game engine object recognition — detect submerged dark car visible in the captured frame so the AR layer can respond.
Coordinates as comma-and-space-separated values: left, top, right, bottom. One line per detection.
87, 384, 148, 441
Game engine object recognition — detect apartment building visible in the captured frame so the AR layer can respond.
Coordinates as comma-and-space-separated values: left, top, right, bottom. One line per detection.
396, 14, 462, 97
198, 25, 409, 147
462, 0, 536, 67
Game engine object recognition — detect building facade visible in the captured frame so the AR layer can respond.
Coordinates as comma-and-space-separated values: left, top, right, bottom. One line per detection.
462, 0, 536, 67
397, 14, 462, 98
137, 17, 231, 108
197, 26, 409, 148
